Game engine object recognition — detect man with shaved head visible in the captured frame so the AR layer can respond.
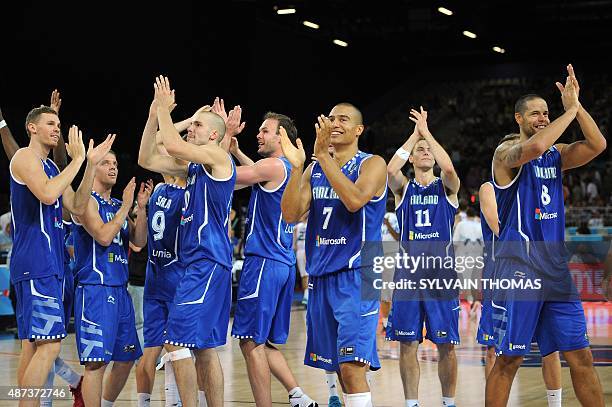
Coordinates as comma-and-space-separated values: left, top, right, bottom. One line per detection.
280, 103, 388, 407
147, 76, 236, 407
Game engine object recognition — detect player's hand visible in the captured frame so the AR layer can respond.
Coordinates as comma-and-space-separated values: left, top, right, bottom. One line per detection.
556, 65, 580, 112
137, 179, 154, 209
189, 105, 212, 122
226, 105, 246, 138
153, 75, 176, 110
211, 97, 228, 122
86, 133, 116, 165
314, 115, 332, 159
65, 125, 86, 162
122, 177, 137, 206
229, 137, 240, 155
408, 106, 430, 136
50, 89, 62, 114
279, 125, 306, 168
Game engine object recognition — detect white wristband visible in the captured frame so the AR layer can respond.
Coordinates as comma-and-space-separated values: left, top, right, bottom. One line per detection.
0, 120, 6, 130
395, 147, 410, 160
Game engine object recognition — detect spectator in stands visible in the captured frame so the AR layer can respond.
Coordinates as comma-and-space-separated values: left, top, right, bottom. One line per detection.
0, 211, 11, 253
587, 211, 604, 228
586, 178, 599, 204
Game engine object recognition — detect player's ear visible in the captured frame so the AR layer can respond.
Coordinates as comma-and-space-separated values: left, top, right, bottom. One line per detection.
210, 130, 219, 142
514, 112, 523, 125
355, 124, 365, 137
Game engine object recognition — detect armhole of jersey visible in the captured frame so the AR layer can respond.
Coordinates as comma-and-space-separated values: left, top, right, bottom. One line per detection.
71, 196, 98, 226
9, 159, 26, 185
442, 180, 459, 209
358, 155, 386, 203
491, 158, 523, 190
395, 179, 410, 211
259, 157, 287, 193
48, 159, 60, 173
153, 182, 165, 193
201, 153, 235, 182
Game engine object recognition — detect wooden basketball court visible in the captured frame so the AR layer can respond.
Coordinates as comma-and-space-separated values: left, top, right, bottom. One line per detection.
0, 301, 610, 406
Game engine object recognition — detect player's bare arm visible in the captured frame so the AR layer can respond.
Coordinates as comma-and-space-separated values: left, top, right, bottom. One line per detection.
230, 136, 255, 166
494, 68, 580, 184
479, 182, 499, 236
387, 122, 420, 202
11, 125, 86, 206
130, 179, 153, 247
0, 105, 20, 159
553, 65, 607, 170
410, 107, 460, 202
315, 115, 387, 213
279, 126, 311, 222
77, 177, 136, 247
156, 76, 232, 178
235, 158, 286, 189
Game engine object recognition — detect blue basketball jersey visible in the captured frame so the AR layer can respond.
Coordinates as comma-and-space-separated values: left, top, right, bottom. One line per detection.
396, 177, 457, 256
9, 156, 64, 283
145, 183, 185, 300
305, 151, 387, 276
73, 192, 130, 286
179, 160, 236, 268
493, 146, 567, 274
244, 157, 295, 265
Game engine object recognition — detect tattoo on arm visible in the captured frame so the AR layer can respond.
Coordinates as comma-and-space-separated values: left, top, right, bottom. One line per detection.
496, 141, 522, 167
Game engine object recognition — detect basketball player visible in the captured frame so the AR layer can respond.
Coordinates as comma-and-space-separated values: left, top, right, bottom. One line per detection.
72, 139, 152, 407
280, 103, 387, 407
386, 107, 460, 407
229, 112, 318, 407
10, 104, 115, 406
486, 64, 606, 406
1, 92, 85, 405
136, 94, 194, 407
479, 177, 564, 407
151, 76, 235, 407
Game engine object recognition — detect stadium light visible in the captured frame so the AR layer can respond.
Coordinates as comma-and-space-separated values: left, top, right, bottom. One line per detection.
303, 21, 320, 29
277, 8, 296, 15
462, 30, 477, 39
493, 46, 506, 54
438, 7, 453, 16
333, 39, 348, 47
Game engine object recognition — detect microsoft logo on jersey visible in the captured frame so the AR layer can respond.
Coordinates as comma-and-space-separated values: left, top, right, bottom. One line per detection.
409, 230, 440, 240
107, 253, 128, 264
534, 208, 558, 221
315, 235, 347, 246
180, 214, 193, 225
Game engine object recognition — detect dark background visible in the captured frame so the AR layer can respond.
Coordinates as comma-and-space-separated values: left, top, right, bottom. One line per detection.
1, 0, 611, 212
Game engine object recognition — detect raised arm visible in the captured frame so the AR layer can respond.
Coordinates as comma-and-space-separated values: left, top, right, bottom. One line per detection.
156, 76, 228, 170
77, 178, 136, 247
49, 90, 68, 169
64, 130, 117, 217
279, 126, 312, 222
314, 116, 387, 213
235, 157, 285, 188
554, 65, 607, 170
230, 137, 255, 166
0, 106, 21, 159
387, 123, 419, 199
479, 182, 499, 236
130, 179, 153, 247
11, 128, 86, 205
409, 107, 460, 199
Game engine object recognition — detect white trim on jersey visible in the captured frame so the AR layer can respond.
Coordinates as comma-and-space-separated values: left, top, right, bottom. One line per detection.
245, 191, 258, 242
491, 301, 507, 312
491, 160, 523, 190
177, 264, 217, 305
238, 259, 266, 300
200, 153, 235, 182
92, 238, 104, 284
516, 190, 530, 255
361, 308, 379, 317
445, 193, 459, 209
358, 155, 387, 203
39, 202, 51, 250
445, 219, 452, 257
197, 183, 209, 245
348, 208, 366, 269
259, 157, 288, 193
9, 159, 26, 185
275, 213, 284, 249
395, 179, 410, 211
164, 228, 180, 267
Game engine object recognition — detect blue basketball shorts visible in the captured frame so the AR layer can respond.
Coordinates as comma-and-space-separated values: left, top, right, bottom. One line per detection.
143, 297, 171, 348
165, 259, 231, 349
476, 300, 496, 347
74, 284, 143, 364
304, 269, 380, 371
385, 297, 460, 344
491, 258, 589, 356
14, 276, 66, 341
62, 265, 74, 324
232, 256, 295, 344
